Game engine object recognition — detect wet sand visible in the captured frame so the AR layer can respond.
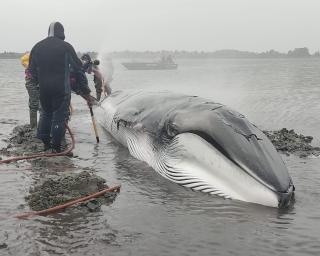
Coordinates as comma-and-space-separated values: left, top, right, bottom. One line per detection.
0, 124, 119, 213
263, 128, 320, 158
0, 124, 317, 216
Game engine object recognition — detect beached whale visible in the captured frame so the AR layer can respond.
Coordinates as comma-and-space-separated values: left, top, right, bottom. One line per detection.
97, 90, 294, 208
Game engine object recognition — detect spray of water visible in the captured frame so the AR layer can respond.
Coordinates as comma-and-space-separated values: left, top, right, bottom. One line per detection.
97, 48, 114, 84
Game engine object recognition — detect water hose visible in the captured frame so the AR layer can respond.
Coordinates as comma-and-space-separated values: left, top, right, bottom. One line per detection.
0, 122, 120, 220
0, 123, 75, 164
15, 185, 121, 219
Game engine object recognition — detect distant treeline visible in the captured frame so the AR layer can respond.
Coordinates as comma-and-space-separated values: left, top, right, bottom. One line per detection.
1, 47, 319, 59
107, 48, 320, 59
0, 52, 23, 59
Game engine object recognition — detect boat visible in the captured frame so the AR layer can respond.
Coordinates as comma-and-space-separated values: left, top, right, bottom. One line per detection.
122, 56, 178, 70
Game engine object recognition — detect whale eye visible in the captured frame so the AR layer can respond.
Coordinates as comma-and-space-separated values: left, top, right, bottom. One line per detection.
167, 123, 178, 137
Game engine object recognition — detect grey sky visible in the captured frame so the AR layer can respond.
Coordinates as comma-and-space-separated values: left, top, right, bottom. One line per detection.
1, 0, 320, 53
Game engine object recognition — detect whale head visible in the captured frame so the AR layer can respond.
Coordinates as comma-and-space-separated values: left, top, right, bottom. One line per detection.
163, 101, 294, 207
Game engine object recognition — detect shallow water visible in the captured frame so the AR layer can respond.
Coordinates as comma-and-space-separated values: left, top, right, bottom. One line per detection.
1, 58, 320, 255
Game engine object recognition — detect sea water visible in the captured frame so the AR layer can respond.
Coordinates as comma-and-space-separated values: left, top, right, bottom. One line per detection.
0, 58, 320, 256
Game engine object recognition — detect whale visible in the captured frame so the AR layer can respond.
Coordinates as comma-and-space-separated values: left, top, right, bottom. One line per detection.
97, 90, 294, 208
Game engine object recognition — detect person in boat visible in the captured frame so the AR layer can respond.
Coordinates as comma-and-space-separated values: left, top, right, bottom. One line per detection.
166, 55, 173, 63
21, 52, 39, 129
29, 21, 94, 153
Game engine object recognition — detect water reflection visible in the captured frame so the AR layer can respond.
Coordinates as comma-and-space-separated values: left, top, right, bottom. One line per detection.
28, 211, 116, 254
16, 157, 123, 255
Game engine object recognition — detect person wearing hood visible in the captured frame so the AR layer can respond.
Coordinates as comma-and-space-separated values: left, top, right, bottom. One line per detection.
29, 21, 94, 153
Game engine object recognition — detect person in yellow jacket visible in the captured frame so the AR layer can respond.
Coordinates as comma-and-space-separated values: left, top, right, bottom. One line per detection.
21, 52, 39, 129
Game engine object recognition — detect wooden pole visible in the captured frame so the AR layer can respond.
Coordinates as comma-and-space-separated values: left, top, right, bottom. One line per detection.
89, 106, 100, 143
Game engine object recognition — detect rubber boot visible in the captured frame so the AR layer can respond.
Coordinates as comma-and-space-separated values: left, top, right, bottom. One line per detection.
60, 136, 73, 157
43, 143, 51, 151
30, 111, 38, 129
52, 144, 61, 153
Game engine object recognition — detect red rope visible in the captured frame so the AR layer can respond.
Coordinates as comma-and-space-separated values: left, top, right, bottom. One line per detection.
0, 123, 75, 164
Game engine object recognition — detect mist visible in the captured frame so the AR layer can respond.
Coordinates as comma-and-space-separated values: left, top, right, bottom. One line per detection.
1, 0, 320, 53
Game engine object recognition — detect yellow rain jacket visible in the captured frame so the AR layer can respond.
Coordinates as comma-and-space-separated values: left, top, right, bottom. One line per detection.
21, 52, 30, 68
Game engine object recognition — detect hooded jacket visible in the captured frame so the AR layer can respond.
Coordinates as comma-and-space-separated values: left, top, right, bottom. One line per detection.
29, 22, 90, 111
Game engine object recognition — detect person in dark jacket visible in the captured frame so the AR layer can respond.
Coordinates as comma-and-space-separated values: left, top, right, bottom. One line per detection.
29, 21, 93, 153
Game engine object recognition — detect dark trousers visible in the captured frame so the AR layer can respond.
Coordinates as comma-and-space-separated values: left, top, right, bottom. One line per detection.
94, 75, 103, 100
37, 95, 70, 149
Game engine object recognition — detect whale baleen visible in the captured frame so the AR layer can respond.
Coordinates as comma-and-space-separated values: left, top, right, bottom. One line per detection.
97, 91, 294, 208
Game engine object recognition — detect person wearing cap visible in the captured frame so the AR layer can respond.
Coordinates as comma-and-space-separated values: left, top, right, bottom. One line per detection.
21, 52, 39, 129
29, 21, 94, 153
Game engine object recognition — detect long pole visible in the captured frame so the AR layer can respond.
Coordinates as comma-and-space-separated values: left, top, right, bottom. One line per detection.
89, 106, 100, 143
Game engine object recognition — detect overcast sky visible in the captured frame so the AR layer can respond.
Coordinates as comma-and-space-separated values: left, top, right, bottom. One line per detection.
1, 0, 320, 53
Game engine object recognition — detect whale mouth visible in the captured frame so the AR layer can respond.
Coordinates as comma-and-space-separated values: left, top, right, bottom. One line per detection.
184, 130, 243, 168
277, 183, 295, 208
165, 107, 292, 196
160, 131, 294, 208
153, 132, 281, 207
180, 130, 289, 192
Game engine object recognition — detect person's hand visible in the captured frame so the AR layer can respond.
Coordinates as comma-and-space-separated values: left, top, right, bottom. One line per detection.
82, 94, 98, 107
87, 95, 98, 107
